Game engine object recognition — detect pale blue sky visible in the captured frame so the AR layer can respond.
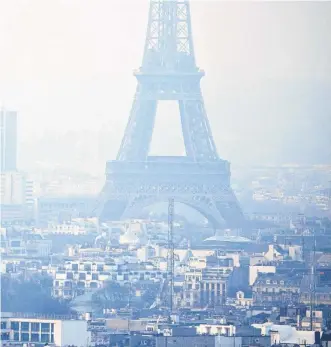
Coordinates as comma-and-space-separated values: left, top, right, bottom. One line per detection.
0, 0, 330, 169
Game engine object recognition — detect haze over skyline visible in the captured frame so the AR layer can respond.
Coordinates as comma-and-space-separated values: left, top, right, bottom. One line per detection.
1, 0, 330, 172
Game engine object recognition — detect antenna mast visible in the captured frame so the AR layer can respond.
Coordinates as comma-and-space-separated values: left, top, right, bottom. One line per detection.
167, 198, 175, 315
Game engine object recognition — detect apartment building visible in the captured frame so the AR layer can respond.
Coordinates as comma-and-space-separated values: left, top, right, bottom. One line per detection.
252, 273, 302, 305
51, 260, 167, 299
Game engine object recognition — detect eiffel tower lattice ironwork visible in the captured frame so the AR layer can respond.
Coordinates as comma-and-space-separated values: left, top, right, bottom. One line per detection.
97, 0, 244, 228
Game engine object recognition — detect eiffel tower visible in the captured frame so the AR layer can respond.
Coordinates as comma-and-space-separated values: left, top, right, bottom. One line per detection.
97, 0, 244, 228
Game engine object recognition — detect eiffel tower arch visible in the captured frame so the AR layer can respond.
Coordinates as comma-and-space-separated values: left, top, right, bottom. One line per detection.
97, 0, 245, 228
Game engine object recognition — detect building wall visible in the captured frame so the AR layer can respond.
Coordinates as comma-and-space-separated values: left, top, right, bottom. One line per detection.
60, 320, 90, 346
0, 107, 17, 172
249, 265, 276, 285
0, 317, 90, 347
1, 171, 26, 205
215, 336, 242, 347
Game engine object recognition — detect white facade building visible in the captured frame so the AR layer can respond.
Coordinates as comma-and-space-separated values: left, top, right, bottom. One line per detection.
0, 314, 91, 347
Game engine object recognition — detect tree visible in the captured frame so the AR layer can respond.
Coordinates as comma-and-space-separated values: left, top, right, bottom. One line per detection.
0, 273, 71, 314
92, 281, 130, 313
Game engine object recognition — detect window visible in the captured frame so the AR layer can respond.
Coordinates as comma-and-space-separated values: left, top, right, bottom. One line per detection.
64, 281, 72, 288
41, 334, 49, 343
266, 280, 271, 284
1, 333, 9, 341
97, 264, 104, 272
84, 264, 92, 271
1, 321, 6, 329
14, 333, 19, 341
79, 273, 86, 280
21, 333, 30, 342
31, 322, 40, 331
280, 280, 285, 285
92, 273, 98, 280
66, 272, 73, 279
11, 322, 19, 331
72, 263, 78, 271
41, 323, 50, 333
51, 323, 54, 333
31, 333, 39, 342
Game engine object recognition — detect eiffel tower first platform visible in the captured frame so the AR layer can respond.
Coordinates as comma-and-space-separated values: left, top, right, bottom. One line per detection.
96, 0, 245, 228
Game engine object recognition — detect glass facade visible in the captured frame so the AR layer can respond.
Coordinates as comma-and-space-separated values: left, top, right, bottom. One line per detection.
5, 321, 55, 344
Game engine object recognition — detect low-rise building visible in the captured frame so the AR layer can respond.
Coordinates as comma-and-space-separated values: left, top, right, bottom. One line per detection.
0, 313, 91, 347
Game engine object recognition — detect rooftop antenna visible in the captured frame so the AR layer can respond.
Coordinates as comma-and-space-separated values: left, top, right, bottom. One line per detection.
167, 198, 175, 317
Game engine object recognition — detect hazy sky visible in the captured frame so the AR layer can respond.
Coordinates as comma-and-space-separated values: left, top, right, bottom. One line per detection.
0, 0, 330, 167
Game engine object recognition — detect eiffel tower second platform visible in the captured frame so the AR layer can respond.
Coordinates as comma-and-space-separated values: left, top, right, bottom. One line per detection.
98, 156, 244, 228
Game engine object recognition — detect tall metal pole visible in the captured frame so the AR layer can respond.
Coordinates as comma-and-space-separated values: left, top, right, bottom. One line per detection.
328, 180, 331, 214
310, 229, 316, 331
167, 198, 175, 315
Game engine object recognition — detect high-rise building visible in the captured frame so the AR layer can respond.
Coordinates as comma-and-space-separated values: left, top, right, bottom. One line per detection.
0, 171, 26, 205
0, 106, 17, 172
0, 171, 26, 224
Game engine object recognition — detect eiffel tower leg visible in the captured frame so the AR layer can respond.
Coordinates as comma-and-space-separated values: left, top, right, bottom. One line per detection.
94, 183, 129, 222
117, 96, 157, 161
179, 99, 218, 161
212, 192, 245, 228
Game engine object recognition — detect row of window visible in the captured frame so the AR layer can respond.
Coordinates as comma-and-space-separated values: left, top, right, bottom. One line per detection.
8, 322, 54, 333
54, 289, 73, 296
56, 271, 167, 282
66, 264, 105, 271
302, 293, 331, 300
14, 332, 54, 343
254, 288, 299, 293
265, 279, 286, 285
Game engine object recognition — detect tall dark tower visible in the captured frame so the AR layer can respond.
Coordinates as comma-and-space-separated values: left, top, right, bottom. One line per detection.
97, 0, 244, 228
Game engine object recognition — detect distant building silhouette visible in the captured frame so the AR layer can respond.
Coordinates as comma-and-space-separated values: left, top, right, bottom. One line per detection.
0, 106, 17, 171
